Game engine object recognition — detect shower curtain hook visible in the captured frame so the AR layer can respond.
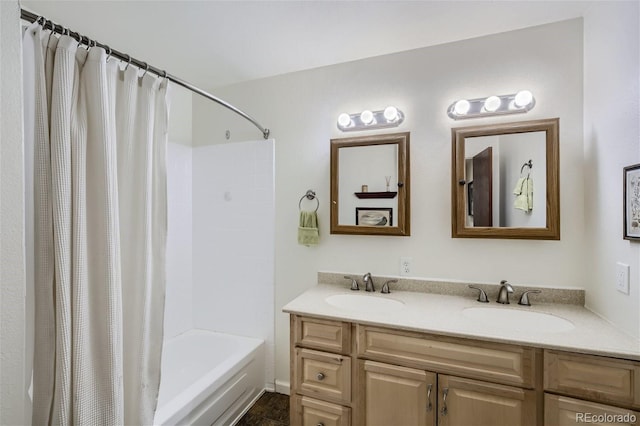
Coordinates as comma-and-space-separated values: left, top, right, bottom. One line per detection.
105, 46, 112, 62
141, 62, 149, 77
124, 54, 131, 70
161, 70, 168, 82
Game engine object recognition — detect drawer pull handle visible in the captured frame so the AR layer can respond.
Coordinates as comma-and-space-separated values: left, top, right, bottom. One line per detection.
316, 372, 325, 381
441, 388, 448, 416
426, 384, 432, 411
317, 423, 324, 426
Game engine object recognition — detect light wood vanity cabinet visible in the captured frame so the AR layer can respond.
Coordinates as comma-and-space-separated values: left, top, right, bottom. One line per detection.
290, 314, 639, 426
356, 325, 540, 426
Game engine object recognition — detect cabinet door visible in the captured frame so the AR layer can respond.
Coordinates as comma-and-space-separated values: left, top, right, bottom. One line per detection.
438, 375, 537, 426
360, 360, 436, 426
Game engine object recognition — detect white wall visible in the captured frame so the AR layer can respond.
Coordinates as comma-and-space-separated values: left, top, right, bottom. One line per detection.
0, 1, 28, 424
583, 2, 640, 339
192, 140, 275, 387
193, 20, 586, 387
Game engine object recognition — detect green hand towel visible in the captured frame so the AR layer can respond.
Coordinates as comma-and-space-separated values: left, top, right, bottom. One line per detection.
298, 210, 319, 246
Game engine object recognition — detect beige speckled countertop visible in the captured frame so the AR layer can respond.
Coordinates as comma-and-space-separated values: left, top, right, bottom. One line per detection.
282, 283, 640, 361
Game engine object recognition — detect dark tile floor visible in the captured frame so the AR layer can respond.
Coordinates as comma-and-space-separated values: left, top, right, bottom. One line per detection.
236, 391, 289, 426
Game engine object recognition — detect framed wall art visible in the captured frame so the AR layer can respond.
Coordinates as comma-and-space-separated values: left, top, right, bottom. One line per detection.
355, 207, 393, 227
623, 163, 640, 241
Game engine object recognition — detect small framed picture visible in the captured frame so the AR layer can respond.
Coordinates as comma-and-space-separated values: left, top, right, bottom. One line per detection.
356, 207, 393, 227
624, 164, 640, 241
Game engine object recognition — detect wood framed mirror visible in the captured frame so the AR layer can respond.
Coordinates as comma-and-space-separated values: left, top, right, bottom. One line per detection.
331, 132, 410, 236
451, 118, 559, 240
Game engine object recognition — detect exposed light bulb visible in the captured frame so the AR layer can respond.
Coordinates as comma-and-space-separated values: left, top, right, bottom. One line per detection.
454, 99, 470, 115
338, 113, 352, 127
360, 110, 374, 124
514, 90, 533, 108
383, 106, 399, 121
484, 96, 501, 112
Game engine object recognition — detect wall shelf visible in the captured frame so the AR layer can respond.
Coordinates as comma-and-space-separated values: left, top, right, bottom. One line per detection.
354, 191, 398, 199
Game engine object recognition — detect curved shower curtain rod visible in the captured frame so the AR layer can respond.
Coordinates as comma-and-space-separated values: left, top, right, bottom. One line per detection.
20, 8, 271, 140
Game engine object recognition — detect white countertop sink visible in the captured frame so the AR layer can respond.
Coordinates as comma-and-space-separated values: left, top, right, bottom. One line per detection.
462, 306, 575, 333
325, 293, 405, 313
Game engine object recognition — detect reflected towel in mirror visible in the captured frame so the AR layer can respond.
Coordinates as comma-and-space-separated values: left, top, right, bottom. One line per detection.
513, 177, 533, 212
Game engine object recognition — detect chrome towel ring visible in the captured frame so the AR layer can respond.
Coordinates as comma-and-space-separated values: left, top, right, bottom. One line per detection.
299, 190, 319, 212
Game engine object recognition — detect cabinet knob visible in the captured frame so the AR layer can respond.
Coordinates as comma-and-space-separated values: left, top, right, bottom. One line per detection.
317, 423, 324, 426
316, 372, 325, 381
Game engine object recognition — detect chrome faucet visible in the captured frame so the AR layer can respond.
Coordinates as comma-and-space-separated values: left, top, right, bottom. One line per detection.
363, 272, 375, 292
381, 280, 397, 294
496, 280, 514, 304
344, 276, 359, 291
518, 289, 541, 306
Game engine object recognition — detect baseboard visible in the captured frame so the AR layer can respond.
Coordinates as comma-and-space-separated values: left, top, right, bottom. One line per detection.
275, 380, 290, 395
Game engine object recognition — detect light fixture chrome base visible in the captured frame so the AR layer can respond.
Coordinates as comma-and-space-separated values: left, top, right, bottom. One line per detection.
447, 91, 535, 120
337, 107, 404, 132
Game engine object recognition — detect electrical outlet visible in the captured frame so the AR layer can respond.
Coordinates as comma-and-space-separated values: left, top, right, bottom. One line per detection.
400, 257, 412, 276
616, 262, 630, 295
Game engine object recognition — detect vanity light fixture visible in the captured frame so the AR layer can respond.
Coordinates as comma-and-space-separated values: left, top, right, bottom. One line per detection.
447, 90, 535, 120
337, 106, 405, 132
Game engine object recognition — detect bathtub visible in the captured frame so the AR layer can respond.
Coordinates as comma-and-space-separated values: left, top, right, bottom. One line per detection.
154, 329, 265, 426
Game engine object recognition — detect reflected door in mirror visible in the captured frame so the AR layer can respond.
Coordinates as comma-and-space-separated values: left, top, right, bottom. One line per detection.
471, 147, 493, 226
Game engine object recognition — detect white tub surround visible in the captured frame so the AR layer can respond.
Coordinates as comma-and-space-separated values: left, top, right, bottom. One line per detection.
283, 284, 640, 361
154, 330, 264, 426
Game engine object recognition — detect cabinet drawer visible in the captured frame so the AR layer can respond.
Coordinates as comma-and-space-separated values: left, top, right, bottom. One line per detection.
544, 350, 640, 409
294, 315, 351, 354
297, 396, 351, 426
296, 348, 351, 404
357, 325, 539, 388
544, 393, 639, 425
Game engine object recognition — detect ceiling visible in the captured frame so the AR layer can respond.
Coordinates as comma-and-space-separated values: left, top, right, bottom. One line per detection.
21, 1, 592, 90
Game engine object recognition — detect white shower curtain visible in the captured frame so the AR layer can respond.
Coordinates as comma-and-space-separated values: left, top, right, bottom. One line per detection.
23, 22, 169, 425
